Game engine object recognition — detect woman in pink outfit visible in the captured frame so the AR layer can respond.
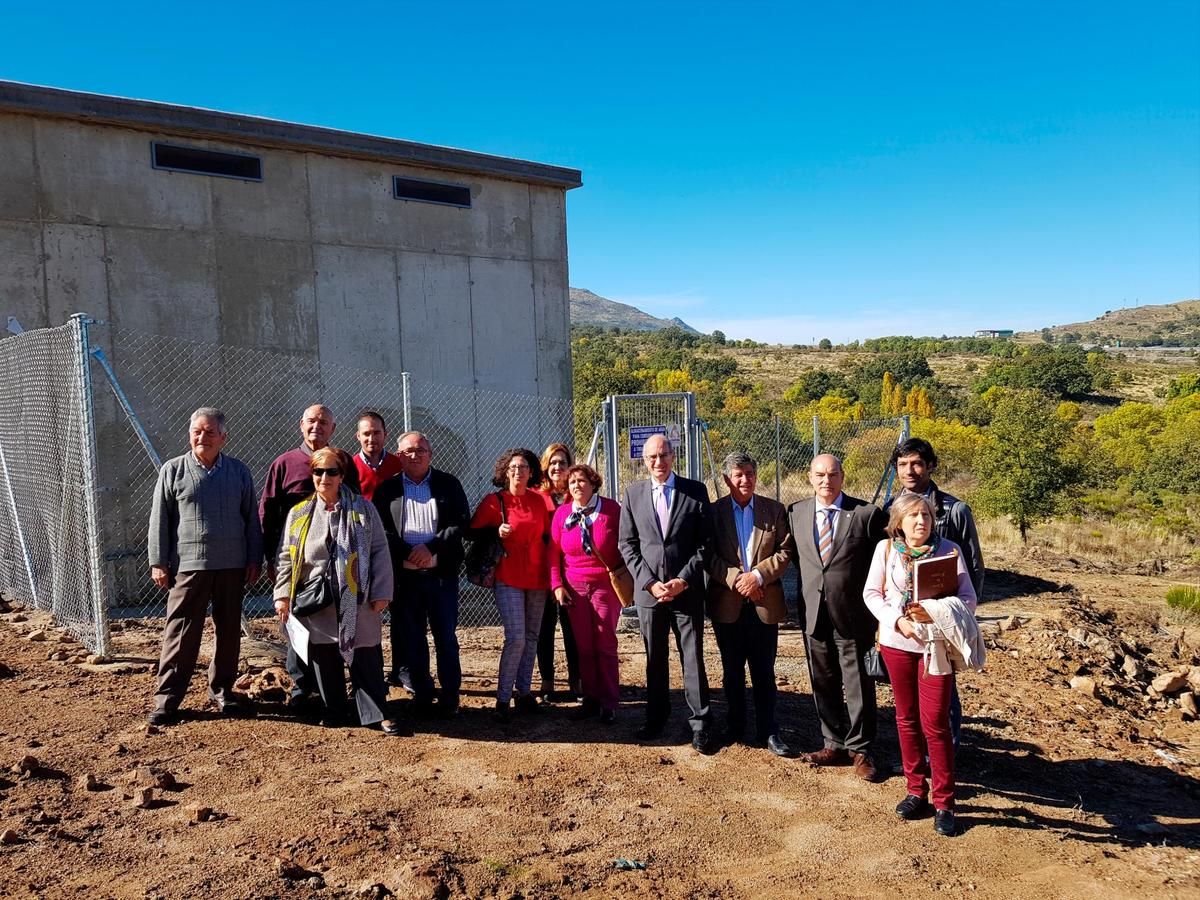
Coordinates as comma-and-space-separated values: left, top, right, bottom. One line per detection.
549, 464, 623, 723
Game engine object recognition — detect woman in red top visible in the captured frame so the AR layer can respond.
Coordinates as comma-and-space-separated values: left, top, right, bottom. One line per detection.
470, 447, 552, 719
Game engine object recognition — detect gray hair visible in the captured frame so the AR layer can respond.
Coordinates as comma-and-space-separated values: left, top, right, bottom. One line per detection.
721, 450, 757, 476
397, 430, 431, 448
189, 407, 227, 434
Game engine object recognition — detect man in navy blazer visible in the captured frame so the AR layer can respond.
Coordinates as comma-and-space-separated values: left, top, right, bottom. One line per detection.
618, 434, 715, 753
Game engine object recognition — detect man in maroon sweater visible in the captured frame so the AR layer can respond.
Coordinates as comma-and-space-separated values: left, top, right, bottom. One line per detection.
260, 403, 360, 708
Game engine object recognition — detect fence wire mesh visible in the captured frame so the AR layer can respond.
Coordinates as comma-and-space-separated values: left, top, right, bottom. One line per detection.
0, 320, 106, 652
0, 319, 904, 651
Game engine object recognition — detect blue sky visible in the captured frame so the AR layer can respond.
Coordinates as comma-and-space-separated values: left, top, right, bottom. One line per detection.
3, 2, 1197, 342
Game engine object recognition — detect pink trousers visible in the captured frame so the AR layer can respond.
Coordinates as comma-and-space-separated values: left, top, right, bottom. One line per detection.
565, 578, 623, 711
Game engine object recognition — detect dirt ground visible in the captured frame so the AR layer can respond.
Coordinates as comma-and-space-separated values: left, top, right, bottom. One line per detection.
1, 547, 1199, 899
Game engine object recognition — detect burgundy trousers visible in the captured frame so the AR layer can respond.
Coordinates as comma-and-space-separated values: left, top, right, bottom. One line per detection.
881, 645, 956, 811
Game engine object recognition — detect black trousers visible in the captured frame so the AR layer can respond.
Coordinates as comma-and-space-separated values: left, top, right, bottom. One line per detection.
804, 624, 877, 753
636, 602, 711, 733
308, 644, 390, 726
712, 602, 780, 740
537, 595, 580, 689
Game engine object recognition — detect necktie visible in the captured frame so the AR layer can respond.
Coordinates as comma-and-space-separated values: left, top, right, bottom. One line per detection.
818, 508, 833, 564
654, 484, 670, 536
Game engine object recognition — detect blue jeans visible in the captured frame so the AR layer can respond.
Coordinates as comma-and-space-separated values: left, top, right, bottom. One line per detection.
397, 574, 462, 707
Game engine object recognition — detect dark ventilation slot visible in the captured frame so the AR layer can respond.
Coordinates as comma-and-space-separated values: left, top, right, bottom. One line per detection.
393, 176, 471, 208
151, 142, 263, 181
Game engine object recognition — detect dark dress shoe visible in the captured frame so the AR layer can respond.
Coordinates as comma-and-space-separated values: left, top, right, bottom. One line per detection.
692, 730, 714, 755
766, 735, 794, 758
213, 695, 248, 717
147, 708, 177, 727
636, 721, 664, 741
387, 668, 414, 692
852, 751, 881, 782
380, 719, 405, 737
494, 700, 512, 721
599, 708, 616, 725
895, 794, 931, 820
934, 809, 957, 836
570, 698, 601, 721
805, 747, 851, 766
514, 693, 541, 714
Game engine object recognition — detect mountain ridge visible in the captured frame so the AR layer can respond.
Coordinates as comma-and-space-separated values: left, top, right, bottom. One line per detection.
570, 287, 700, 334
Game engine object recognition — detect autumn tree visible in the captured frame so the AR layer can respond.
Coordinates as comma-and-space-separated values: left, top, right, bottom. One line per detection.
975, 389, 1077, 541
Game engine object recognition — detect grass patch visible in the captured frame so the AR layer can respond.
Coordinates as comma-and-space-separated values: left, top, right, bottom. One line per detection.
1166, 585, 1200, 615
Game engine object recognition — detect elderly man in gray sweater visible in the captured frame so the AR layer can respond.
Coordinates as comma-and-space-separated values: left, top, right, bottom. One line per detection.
148, 407, 262, 725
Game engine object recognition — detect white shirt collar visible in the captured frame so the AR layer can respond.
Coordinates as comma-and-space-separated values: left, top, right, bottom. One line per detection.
652, 472, 677, 492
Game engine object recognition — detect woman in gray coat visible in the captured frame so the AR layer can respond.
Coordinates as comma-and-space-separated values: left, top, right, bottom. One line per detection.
274, 447, 400, 735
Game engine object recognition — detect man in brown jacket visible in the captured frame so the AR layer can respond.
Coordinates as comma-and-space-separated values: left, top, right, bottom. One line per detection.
707, 451, 795, 756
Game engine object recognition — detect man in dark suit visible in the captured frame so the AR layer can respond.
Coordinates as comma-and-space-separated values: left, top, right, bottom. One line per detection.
789, 453, 888, 780
618, 433, 714, 753
707, 451, 795, 756
373, 431, 470, 717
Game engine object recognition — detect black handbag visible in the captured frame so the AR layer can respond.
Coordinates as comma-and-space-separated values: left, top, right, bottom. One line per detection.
864, 640, 890, 684
292, 566, 336, 618
465, 492, 507, 589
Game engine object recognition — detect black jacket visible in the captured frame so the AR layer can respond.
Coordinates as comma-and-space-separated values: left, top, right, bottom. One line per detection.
372, 468, 470, 579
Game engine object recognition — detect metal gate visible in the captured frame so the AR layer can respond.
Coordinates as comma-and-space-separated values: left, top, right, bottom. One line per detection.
596, 392, 702, 501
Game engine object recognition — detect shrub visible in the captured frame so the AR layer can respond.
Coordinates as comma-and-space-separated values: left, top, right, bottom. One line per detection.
1166, 585, 1200, 615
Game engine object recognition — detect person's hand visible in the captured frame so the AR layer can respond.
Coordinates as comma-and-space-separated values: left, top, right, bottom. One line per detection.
907, 603, 933, 624
245, 563, 262, 585
274, 598, 290, 623
896, 616, 918, 639
150, 565, 170, 589
554, 587, 569, 607
664, 578, 688, 598
407, 544, 433, 568
498, 523, 514, 539
650, 581, 672, 602
370, 599, 389, 613
734, 571, 760, 599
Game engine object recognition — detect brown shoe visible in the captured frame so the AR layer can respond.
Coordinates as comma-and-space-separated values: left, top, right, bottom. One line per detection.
852, 751, 882, 782
804, 747, 851, 766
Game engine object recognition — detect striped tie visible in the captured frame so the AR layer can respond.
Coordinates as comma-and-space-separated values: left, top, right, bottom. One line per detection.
818, 508, 833, 564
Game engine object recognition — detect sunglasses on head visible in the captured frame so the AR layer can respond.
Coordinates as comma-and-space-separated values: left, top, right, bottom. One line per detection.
312, 467, 342, 477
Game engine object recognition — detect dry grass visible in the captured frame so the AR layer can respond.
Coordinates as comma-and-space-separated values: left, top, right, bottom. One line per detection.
977, 515, 1198, 568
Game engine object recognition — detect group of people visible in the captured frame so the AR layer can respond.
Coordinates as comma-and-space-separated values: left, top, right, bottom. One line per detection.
147, 402, 985, 837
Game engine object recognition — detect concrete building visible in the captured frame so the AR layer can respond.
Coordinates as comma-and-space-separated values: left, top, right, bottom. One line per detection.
974, 329, 1014, 338
0, 80, 581, 399
0, 81, 581, 611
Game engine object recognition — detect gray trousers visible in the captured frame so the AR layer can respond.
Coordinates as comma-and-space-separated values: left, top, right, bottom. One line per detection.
637, 602, 711, 733
154, 568, 244, 712
804, 628, 877, 753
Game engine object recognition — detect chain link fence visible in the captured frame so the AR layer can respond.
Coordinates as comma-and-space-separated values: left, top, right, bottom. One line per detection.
0, 319, 905, 652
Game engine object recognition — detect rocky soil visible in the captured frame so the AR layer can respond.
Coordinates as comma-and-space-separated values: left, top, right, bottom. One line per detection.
0, 547, 1198, 899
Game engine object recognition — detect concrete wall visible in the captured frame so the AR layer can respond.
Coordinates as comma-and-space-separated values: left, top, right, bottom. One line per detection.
0, 111, 573, 402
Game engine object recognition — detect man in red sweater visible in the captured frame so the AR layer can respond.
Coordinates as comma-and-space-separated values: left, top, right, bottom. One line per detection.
352, 411, 405, 501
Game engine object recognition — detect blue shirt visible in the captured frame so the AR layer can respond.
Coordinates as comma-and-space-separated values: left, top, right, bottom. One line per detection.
732, 496, 755, 572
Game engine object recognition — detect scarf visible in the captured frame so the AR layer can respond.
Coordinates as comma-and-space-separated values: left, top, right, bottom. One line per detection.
891, 535, 942, 611
563, 495, 600, 557
285, 484, 372, 663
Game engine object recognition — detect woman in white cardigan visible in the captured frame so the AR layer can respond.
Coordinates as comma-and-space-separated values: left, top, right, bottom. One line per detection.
863, 491, 977, 837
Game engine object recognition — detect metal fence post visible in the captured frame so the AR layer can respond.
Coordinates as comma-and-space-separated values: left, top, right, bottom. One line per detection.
603, 395, 619, 499
902, 414, 911, 441
773, 414, 782, 502
0, 439, 39, 608
812, 415, 820, 457
401, 371, 412, 433
70, 313, 110, 656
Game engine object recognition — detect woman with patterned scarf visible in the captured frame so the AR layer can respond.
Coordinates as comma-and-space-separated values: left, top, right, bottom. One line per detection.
273, 447, 401, 735
548, 464, 623, 724
863, 492, 977, 837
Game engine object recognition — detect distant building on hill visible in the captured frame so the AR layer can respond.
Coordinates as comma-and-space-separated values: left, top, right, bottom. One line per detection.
975, 329, 1014, 338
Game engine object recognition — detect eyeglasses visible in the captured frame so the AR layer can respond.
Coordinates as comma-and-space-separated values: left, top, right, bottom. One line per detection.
507, 463, 531, 472
312, 468, 342, 478
401, 447, 431, 456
